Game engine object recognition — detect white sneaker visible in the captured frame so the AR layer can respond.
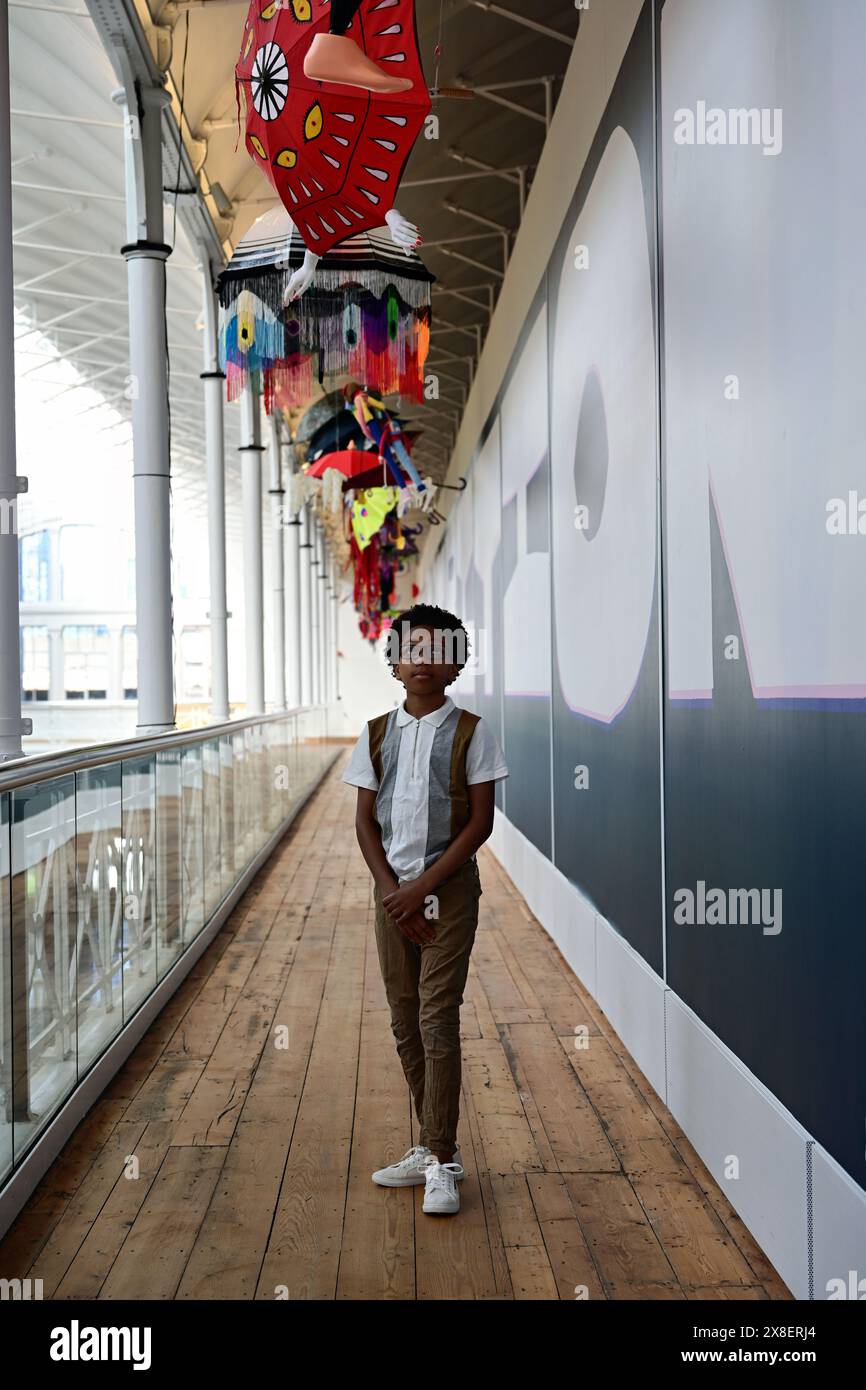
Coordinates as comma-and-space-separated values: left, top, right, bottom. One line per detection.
371, 1144, 465, 1187
422, 1159, 462, 1215
372, 1145, 433, 1187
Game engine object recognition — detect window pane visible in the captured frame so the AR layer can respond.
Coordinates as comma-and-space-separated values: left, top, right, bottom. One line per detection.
19, 531, 50, 603
181, 746, 204, 942
64, 625, 110, 700
202, 740, 222, 920
121, 756, 157, 1020
76, 765, 123, 1072
0, 796, 11, 1183
122, 628, 137, 698
219, 734, 235, 896
155, 751, 183, 980
21, 626, 49, 700
11, 775, 77, 1161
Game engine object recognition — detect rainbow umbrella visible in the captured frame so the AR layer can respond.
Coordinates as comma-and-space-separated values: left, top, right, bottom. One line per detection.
218, 204, 433, 407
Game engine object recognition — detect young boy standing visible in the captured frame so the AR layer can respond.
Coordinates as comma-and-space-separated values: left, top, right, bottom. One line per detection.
342, 604, 508, 1215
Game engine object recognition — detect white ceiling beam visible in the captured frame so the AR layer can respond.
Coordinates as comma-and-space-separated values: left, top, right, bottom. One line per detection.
15, 300, 97, 334
12, 206, 82, 238
470, 86, 546, 125
14, 284, 197, 314
470, 2, 574, 47
12, 178, 125, 202
428, 244, 505, 279
17, 255, 90, 289
12, 239, 201, 270
44, 362, 123, 401
443, 199, 513, 237
436, 285, 493, 315
11, 108, 123, 129
419, 230, 503, 249
9, 2, 90, 14
401, 165, 526, 190
19, 323, 201, 355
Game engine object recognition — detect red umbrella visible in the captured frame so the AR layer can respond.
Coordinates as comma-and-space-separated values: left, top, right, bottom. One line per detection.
236, 0, 430, 258
305, 448, 376, 480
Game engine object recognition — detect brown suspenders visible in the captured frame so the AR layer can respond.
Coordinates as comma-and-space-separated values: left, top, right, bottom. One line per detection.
367, 711, 391, 784
449, 709, 481, 841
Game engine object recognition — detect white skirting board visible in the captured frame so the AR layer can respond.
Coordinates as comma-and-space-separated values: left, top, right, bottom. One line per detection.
811, 1144, 866, 1301
665, 995, 810, 1297
487, 807, 866, 1301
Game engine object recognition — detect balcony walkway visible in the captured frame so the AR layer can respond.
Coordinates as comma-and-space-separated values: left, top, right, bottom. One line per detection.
0, 753, 791, 1301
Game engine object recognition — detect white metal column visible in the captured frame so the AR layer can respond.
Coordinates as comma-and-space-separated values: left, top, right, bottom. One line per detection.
201, 261, 230, 720
321, 539, 330, 705
298, 504, 313, 707
330, 556, 340, 705
114, 80, 175, 734
310, 515, 322, 705
0, 2, 29, 759
318, 526, 330, 705
268, 413, 287, 712
283, 439, 303, 711
240, 382, 265, 716
308, 513, 318, 705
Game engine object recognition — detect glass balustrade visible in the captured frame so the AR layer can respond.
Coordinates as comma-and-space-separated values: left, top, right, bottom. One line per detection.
0, 795, 11, 1186
0, 707, 337, 1188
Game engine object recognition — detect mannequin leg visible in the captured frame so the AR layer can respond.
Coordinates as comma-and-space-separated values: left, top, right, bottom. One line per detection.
304, 0, 414, 93
330, 0, 363, 34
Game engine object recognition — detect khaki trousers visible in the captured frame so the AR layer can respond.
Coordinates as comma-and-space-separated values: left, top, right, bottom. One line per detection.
373, 857, 482, 1154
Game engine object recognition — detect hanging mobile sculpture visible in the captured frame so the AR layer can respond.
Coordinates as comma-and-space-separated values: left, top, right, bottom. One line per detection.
218, 204, 433, 407
235, 0, 430, 257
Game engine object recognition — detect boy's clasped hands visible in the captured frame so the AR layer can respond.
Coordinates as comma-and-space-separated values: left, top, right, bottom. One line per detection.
382, 877, 436, 945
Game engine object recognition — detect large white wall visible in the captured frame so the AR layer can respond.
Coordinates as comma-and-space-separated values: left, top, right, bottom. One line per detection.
416, 0, 866, 1301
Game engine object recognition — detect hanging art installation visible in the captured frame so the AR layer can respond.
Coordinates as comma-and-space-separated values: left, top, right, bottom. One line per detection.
305, 403, 419, 461
288, 386, 471, 641
218, 204, 433, 408
226, 0, 475, 645
235, 0, 430, 256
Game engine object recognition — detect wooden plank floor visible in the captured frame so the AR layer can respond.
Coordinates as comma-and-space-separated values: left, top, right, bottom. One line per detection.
0, 753, 792, 1301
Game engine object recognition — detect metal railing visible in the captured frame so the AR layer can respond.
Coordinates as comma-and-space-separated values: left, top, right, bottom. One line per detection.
0, 706, 338, 1194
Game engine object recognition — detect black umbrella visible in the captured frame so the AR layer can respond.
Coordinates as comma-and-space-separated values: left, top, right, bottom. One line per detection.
307, 408, 415, 462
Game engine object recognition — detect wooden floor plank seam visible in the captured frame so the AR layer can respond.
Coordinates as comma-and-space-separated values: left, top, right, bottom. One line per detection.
244, 814, 354, 1302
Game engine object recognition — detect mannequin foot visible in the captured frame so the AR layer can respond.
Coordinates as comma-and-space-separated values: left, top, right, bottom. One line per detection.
303, 34, 414, 94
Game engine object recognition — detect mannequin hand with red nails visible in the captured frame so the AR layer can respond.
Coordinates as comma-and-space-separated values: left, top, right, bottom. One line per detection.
283, 248, 320, 304
386, 207, 422, 256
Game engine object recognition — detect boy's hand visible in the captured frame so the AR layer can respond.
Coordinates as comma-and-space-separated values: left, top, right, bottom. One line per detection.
383, 878, 429, 924
395, 908, 435, 946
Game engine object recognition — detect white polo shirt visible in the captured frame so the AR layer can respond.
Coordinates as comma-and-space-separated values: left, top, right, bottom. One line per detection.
342, 696, 509, 881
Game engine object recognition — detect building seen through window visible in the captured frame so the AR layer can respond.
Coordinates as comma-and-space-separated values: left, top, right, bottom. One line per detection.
21, 626, 49, 701
122, 627, 138, 701
64, 625, 109, 701
180, 627, 209, 703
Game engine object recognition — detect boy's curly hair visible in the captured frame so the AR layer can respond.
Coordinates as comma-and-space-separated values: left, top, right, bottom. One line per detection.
385, 604, 471, 679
